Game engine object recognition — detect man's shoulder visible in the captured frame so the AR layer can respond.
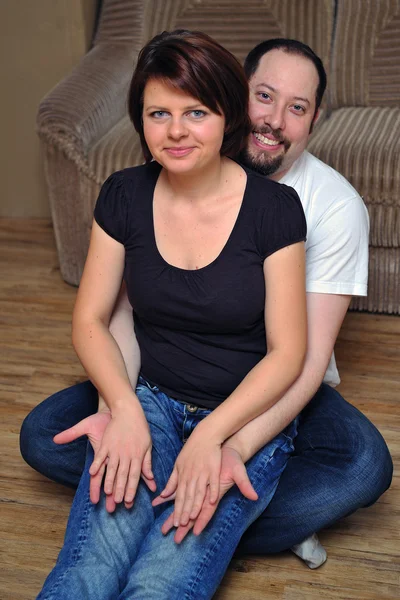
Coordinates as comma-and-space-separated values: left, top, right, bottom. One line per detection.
286, 152, 369, 239
298, 151, 360, 201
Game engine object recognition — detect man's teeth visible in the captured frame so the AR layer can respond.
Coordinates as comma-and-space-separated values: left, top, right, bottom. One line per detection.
254, 132, 280, 146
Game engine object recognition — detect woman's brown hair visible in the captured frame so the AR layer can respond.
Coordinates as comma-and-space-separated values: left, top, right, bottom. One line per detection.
128, 29, 251, 163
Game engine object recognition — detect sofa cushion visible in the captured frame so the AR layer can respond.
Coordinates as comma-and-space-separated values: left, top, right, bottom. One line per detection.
95, 0, 334, 73
174, 0, 334, 68
351, 247, 400, 314
88, 115, 142, 185
308, 106, 400, 248
330, 0, 400, 109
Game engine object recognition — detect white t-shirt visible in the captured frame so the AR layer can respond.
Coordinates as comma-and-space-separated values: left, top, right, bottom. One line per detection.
280, 151, 369, 386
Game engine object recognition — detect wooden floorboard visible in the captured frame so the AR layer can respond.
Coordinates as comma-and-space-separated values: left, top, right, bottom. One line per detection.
0, 218, 399, 599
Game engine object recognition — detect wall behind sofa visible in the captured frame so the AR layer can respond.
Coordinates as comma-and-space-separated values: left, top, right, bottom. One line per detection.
0, 0, 97, 218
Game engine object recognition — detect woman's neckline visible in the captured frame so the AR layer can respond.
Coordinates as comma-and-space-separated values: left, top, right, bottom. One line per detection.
149, 159, 250, 274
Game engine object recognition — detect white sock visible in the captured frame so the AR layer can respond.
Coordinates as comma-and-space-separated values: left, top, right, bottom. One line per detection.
291, 533, 327, 569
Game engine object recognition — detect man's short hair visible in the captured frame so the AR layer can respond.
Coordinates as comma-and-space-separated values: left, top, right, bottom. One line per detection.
244, 38, 327, 115
128, 29, 251, 162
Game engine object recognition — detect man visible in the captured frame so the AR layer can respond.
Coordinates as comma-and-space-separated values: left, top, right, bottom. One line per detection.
20, 39, 392, 568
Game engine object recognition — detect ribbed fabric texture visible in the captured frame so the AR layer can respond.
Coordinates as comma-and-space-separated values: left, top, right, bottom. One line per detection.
89, 115, 143, 184
309, 105, 400, 314
94, 0, 333, 68
308, 107, 400, 247
350, 248, 400, 314
37, 44, 137, 171
94, 0, 147, 46
330, 0, 400, 109
316, 0, 400, 313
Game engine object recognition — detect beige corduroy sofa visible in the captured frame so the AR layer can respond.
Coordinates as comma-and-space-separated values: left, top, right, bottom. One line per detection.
37, 0, 400, 314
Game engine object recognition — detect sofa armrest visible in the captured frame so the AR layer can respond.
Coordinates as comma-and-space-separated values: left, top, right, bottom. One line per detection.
37, 43, 138, 171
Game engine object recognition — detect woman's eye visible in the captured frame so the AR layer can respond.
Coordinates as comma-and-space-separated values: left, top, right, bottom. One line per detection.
292, 105, 305, 113
151, 111, 168, 118
257, 92, 271, 101
189, 110, 206, 118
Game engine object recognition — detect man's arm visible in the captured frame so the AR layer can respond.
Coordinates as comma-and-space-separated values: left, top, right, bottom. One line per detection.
225, 292, 351, 461
98, 281, 139, 412
155, 291, 352, 541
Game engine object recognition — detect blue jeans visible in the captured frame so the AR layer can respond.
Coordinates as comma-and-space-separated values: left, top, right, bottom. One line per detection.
36, 378, 297, 599
20, 381, 393, 554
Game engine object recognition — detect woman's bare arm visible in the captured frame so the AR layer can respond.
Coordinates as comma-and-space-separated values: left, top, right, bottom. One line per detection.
71, 221, 154, 506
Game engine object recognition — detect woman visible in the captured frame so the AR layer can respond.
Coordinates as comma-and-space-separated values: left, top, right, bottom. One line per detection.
37, 30, 307, 599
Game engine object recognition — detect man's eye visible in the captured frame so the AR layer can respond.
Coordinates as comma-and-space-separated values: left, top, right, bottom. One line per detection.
293, 105, 305, 113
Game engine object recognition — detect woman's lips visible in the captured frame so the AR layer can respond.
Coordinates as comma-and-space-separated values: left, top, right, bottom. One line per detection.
165, 147, 195, 157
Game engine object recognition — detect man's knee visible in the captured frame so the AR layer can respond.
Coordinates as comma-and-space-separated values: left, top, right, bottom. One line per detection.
352, 415, 393, 506
20, 404, 51, 470
298, 384, 393, 506
19, 381, 98, 486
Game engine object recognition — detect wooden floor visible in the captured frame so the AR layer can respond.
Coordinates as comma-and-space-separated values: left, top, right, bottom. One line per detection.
0, 218, 399, 599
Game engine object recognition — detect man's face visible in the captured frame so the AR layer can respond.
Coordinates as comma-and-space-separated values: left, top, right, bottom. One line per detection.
239, 49, 319, 180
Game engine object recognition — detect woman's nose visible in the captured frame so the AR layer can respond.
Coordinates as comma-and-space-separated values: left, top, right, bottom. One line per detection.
168, 117, 188, 139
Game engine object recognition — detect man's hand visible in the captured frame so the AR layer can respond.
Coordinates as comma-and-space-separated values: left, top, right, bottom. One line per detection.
54, 411, 118, 510
54, 410, 111, 456
156, 426, 223, 529
152, 445, 258, 543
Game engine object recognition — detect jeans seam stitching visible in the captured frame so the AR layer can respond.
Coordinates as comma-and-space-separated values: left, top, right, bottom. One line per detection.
184, 495, 246, 600
41, 489, 92, 599
184, 447, 287, 600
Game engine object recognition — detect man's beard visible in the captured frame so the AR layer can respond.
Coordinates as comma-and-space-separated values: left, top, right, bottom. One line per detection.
238, 145, 284, 176
238, 128, 291, 177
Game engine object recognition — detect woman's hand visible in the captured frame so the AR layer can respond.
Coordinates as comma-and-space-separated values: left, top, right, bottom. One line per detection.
156, 424, 222, 528
88, 401, 156, 510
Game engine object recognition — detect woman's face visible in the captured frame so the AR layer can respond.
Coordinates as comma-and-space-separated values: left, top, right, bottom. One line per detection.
142, 79, 225, 174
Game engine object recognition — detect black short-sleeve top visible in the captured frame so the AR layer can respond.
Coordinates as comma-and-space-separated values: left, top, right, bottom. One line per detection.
94, 161, 306, 409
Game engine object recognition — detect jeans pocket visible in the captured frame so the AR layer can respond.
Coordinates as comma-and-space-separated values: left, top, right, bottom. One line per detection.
281, 417, 299, 448
137, 376, 159, 392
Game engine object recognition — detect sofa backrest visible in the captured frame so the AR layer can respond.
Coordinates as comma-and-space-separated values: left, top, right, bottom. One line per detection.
330, 0, 400, 109
94, 0, 334, 76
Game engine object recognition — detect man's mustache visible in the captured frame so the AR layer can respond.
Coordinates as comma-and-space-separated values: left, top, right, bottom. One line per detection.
252, 126, 290, 150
